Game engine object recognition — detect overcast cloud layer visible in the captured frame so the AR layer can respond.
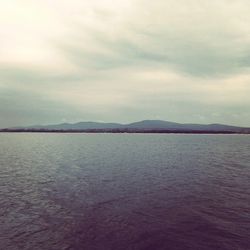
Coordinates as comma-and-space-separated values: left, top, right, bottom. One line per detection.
1, 0, 250, 127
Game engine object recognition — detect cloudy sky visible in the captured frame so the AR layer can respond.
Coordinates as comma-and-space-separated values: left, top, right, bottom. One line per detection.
1, 0, 250, 128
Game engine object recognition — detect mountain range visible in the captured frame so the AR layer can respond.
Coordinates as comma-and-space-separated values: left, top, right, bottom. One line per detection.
1, 120, 250, 133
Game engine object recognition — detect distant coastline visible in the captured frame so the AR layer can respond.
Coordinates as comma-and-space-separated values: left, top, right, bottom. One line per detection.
0, 130, 249, 134
1, 130, 249, 134
1, 120, 250, 134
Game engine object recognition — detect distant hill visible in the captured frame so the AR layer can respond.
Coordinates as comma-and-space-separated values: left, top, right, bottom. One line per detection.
1, 120, 250, 133
28, 122, 124, 130
125, 120, 249, 132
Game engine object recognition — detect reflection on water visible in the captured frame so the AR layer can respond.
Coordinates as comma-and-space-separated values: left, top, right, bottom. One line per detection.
0, 134, 249, 250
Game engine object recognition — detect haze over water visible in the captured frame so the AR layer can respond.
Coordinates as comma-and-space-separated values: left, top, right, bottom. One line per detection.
0, 133, 249, 250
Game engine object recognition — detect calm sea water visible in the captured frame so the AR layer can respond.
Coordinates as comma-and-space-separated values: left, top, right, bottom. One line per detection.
0, 134, 249, 250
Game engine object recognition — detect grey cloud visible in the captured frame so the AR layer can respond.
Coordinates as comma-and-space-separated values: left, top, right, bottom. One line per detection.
1, 0, 250, 127
0, 88, 96, 128
59, 25, 250, 77
0, 68, 81, 86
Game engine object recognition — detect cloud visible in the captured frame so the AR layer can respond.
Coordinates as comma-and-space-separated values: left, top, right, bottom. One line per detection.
0, 0, 250, 127
55, 0, 250, 76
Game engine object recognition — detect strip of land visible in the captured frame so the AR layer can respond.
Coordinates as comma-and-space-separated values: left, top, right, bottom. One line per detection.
1, 120, 250, 134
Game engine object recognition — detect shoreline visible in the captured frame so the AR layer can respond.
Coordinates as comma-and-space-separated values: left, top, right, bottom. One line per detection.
1, 129, 249, 134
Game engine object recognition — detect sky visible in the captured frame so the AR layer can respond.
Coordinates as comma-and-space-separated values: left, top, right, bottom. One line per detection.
1, 0, 250, 128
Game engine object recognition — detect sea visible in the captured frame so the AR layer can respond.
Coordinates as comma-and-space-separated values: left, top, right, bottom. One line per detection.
0, 133, 249, 250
